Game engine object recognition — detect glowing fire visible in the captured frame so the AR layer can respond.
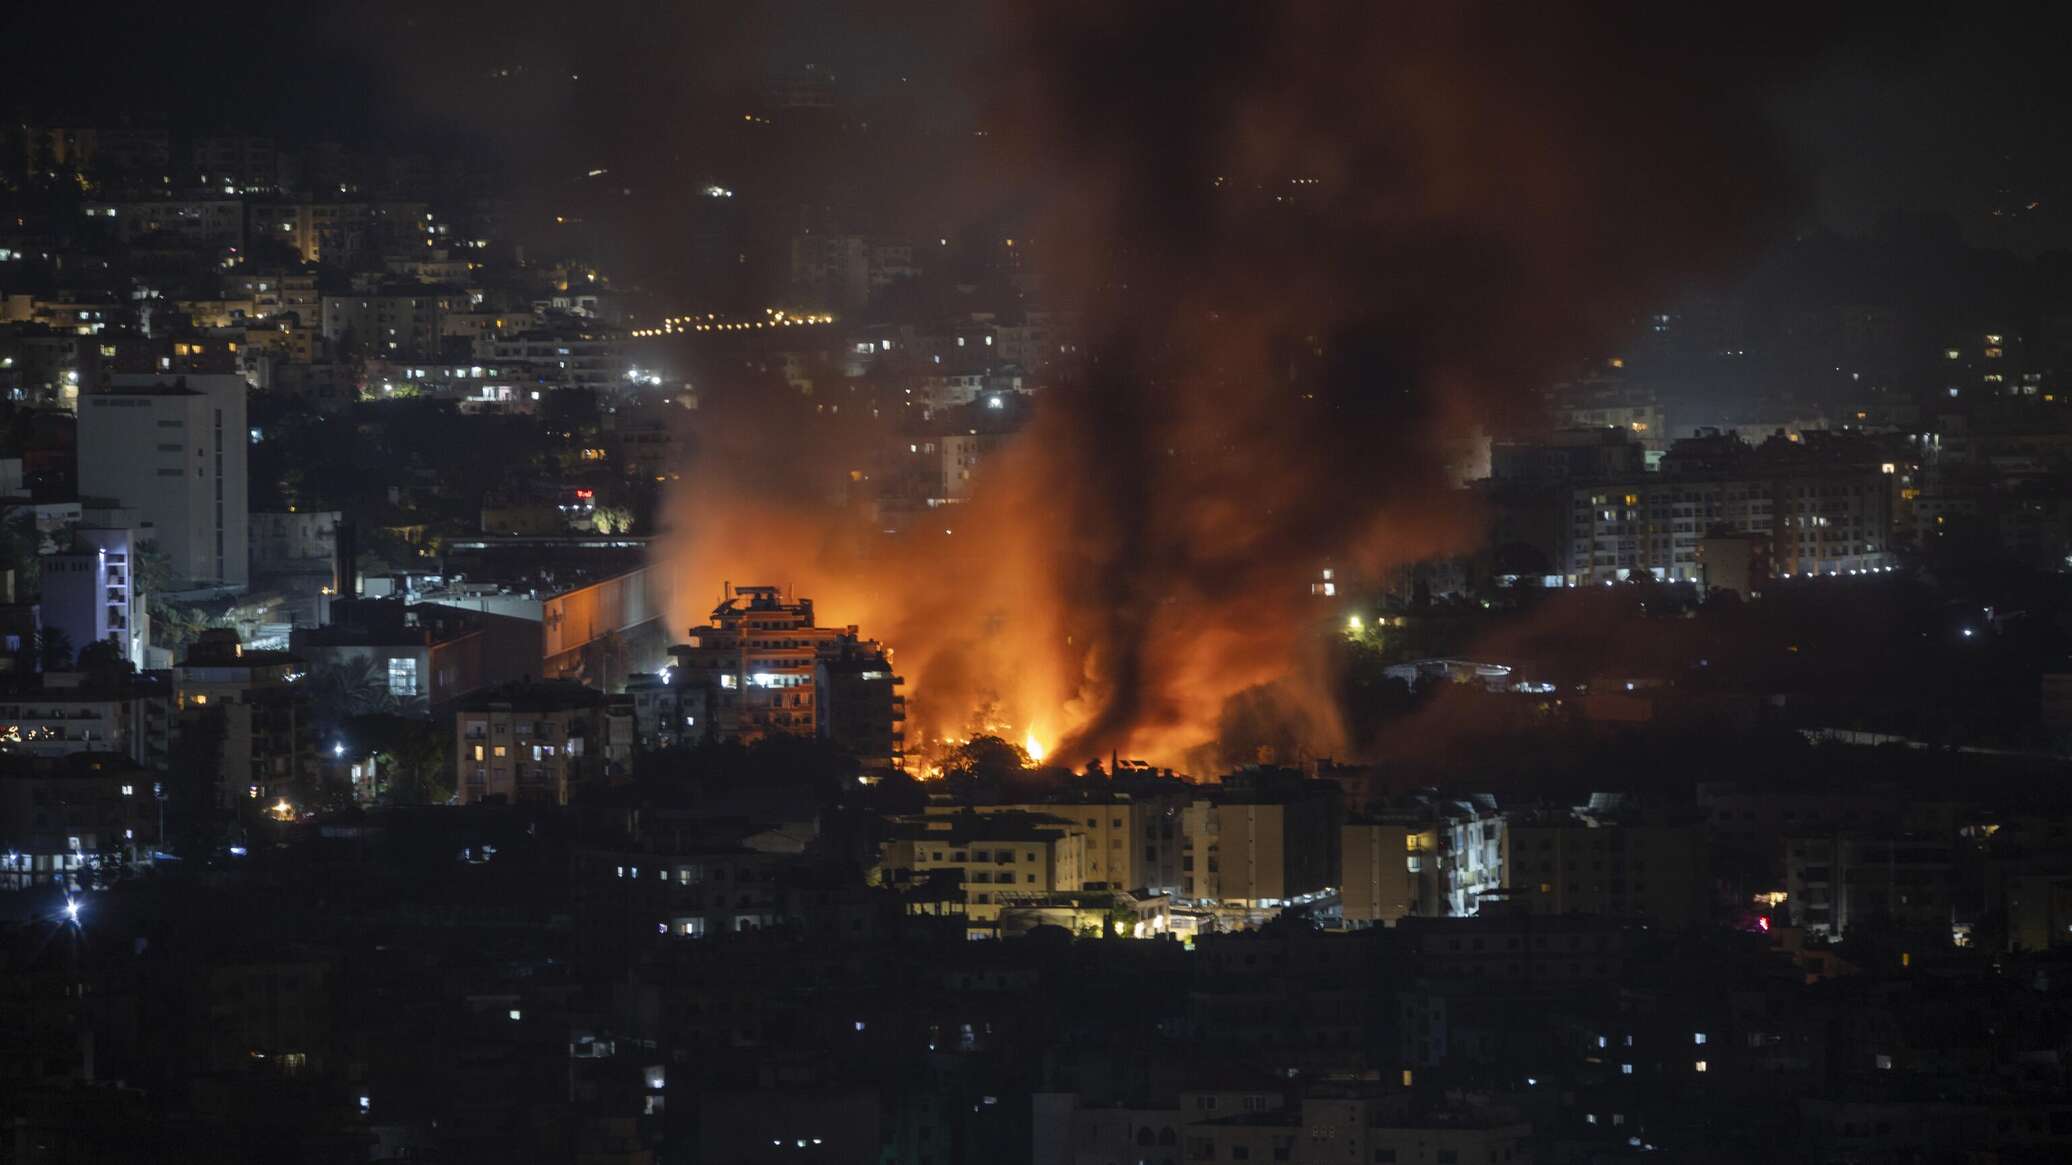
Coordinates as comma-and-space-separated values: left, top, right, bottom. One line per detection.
1024, 733, 1048, 764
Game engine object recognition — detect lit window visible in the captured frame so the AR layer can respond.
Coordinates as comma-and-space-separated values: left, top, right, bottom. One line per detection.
1694, 1060, 1708, 1073
387, 657, 419, 697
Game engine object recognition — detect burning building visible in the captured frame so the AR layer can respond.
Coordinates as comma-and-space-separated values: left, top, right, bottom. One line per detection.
664, 585, 905, 770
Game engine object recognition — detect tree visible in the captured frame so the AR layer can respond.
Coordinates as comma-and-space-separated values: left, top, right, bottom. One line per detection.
137, 539, 212, 660
308, 657, 404, 726
592, 505, 634, 535
0, 508, 43, 594
941, 735, 1031, 800
36, 626, 73, 672
75, 638, 133, 682
361, 715, 453, 806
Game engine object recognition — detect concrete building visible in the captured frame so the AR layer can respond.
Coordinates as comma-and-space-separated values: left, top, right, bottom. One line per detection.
321, 291, 443, 359
1785, 832, 1955, 943
481, 328, 629, 397
877, 810, 1086, 936
669, 585, 902, 759
1501, 802, 1710, 927
292, 599, 538, 715
625, 671, 710, 751
814, 645, 905, 771
1556, 431, 1895, 584
455, 680, 626, 805
38, 526, 145, 668
0, 752, 160, 893
250, 510, 339, 574
250, 199, 430, 266
1180, 769, 1340, 915
789, 234, 917, 310
929, 793, 1185, 895
0, 670, 173, 770
81, 196, 244, 251
414, 557, 670, 691
79, 374, 249, 589
173, 629, 311, 809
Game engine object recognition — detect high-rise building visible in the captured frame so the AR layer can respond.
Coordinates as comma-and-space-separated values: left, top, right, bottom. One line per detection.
669, 585, 903, 765
78, 375, 249, 590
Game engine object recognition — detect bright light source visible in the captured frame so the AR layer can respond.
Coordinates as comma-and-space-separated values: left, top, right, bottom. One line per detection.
63, 898, 80, 922
1962, 628, 1975, 638
1347, 614, 1363, 633
333, 743, 345, 758
508, 1009, 521, 1021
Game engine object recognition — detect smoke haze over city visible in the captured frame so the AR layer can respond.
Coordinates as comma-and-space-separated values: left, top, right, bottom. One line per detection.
663, 3, 1823, 770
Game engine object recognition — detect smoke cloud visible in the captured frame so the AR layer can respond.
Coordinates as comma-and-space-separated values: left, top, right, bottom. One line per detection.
663, 3, 1823, 772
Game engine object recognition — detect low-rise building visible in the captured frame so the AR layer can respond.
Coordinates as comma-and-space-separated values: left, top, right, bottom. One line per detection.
0, 751, 160, 892
877, 810, 1086, 936
292, 598, 537, 714
0, 670, 172, 770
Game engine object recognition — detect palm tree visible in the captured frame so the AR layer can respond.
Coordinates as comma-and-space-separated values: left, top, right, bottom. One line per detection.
308, 656, 399, 725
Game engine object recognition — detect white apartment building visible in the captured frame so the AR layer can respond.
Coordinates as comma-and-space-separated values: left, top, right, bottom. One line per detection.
79, 374, 249, 589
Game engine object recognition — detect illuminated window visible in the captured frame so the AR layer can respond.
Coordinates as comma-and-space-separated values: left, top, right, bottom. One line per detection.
493, 746, 507, 758
387, 657, 419, 697
1694, 1060, 1708, 1073
473, 745, 484, 761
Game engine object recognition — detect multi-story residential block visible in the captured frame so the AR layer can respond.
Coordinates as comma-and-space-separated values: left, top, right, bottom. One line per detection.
877, 810, 1086, 936
173, 630, 312, 810
0, 670, 173, 770
669, 585, 902, 759
1554, 430, 1895, 584
82, 196, 244, 251
1501, 802, 1710, 926
929, 792, 1185, 895
1785, 832, 1955, 943
0, 751, 161, 893
454, 680, 621, 805
482, 327, 629, 397
320, 291, 443, 360
1179, 769, 1340, 916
